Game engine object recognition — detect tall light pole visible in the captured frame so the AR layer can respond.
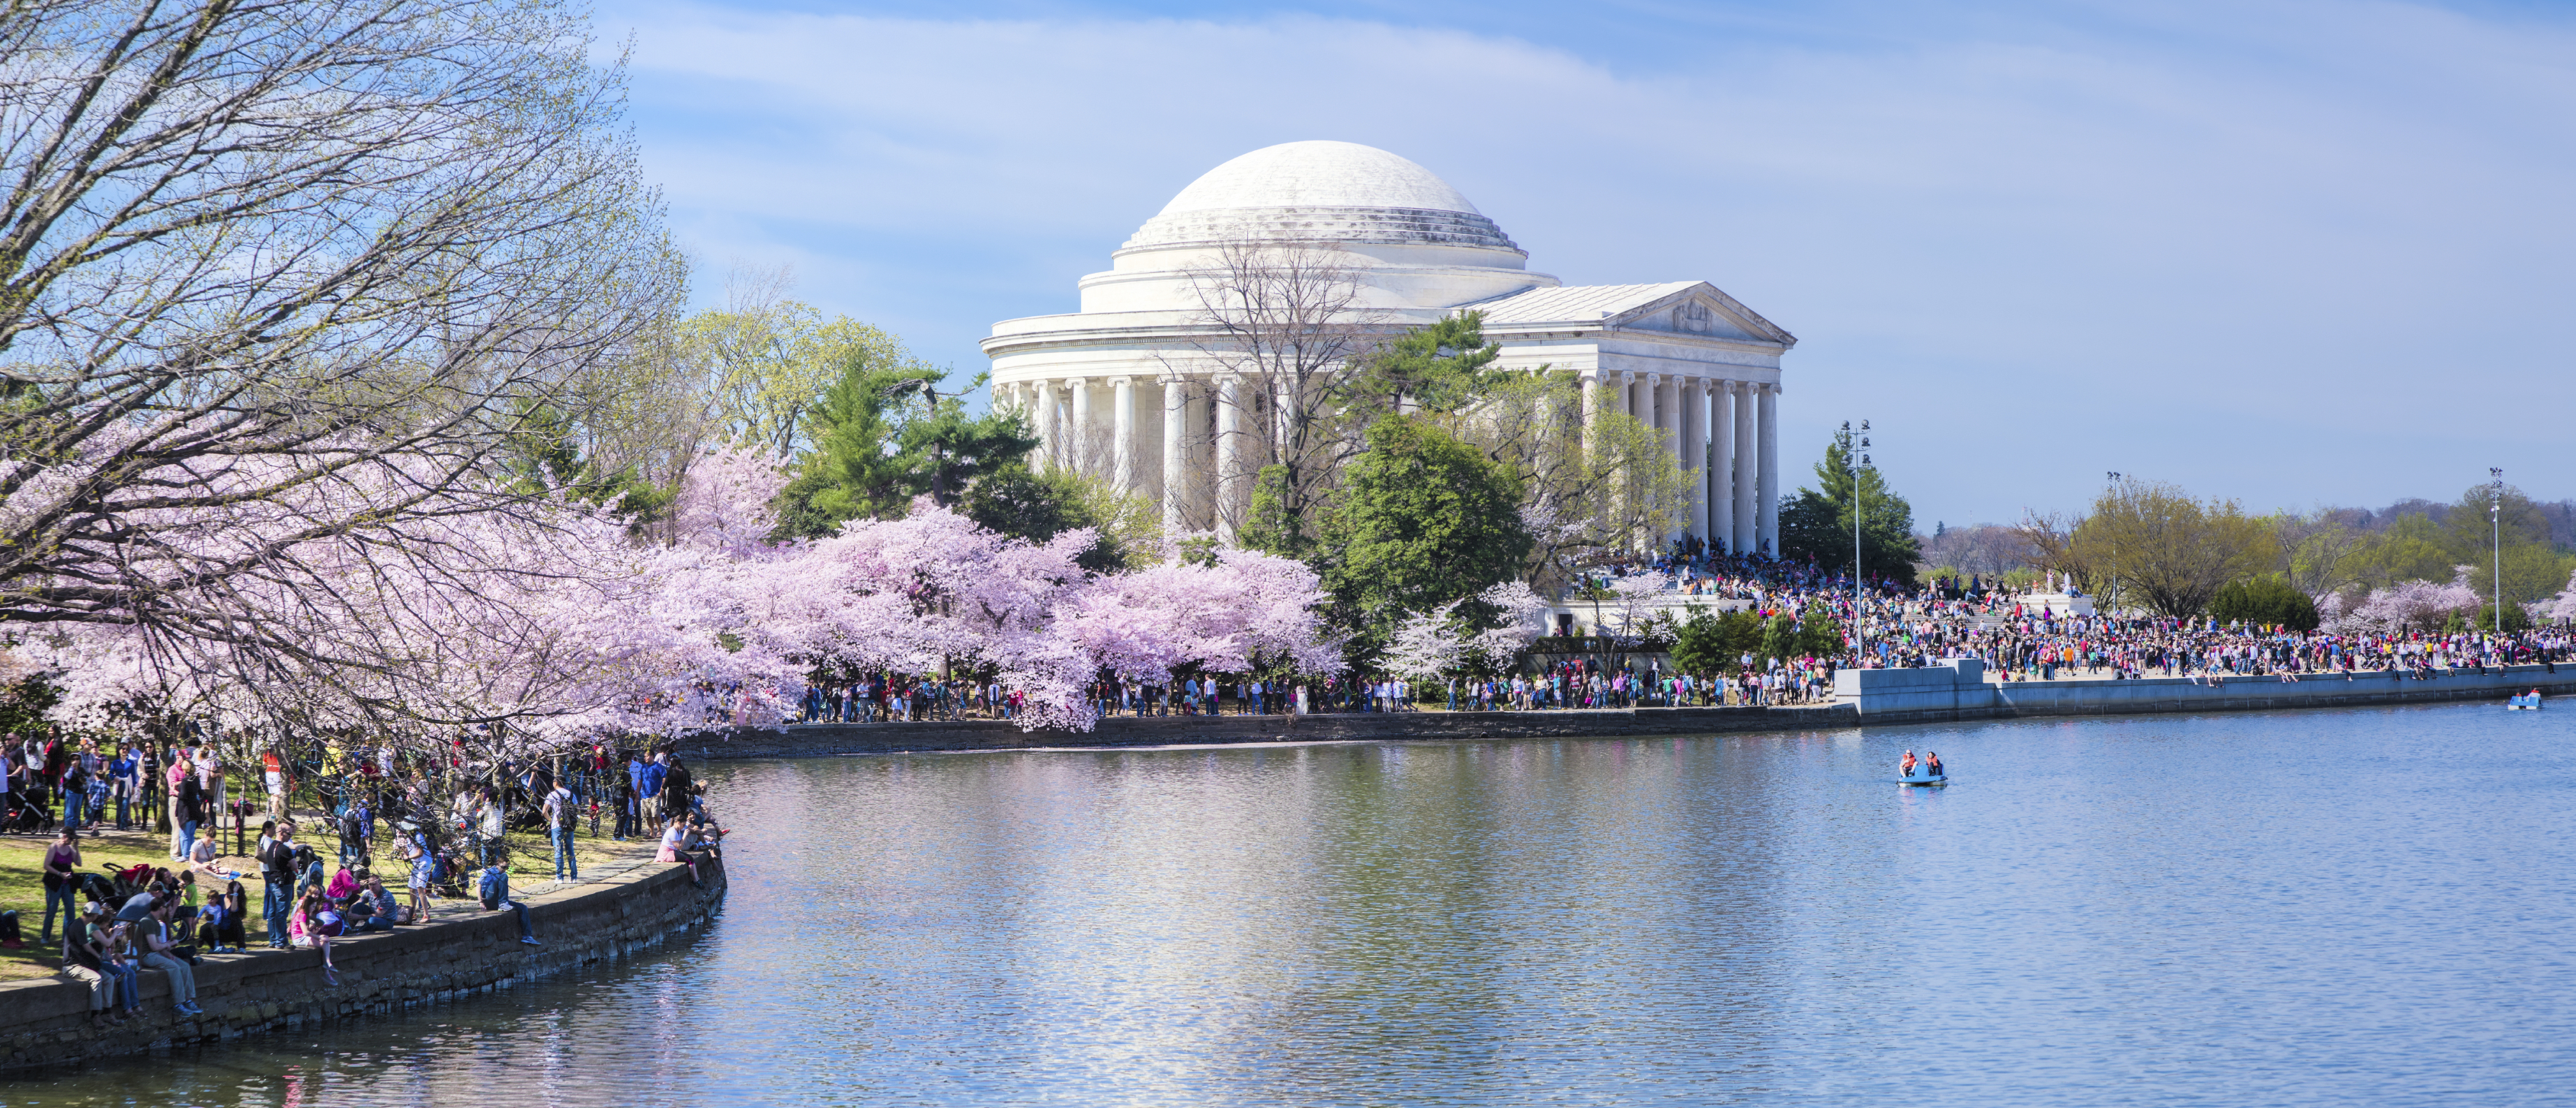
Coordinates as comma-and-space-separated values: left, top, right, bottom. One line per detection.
2490, 467, 2505, 636
1845, 421, 1872, 661
2105, 470, 2122, 619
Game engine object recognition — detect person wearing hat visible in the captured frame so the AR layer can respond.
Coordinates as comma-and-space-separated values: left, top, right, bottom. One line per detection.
62, 901, 119, 1026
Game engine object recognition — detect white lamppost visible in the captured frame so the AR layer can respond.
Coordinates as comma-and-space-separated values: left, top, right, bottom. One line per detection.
1844, 420, 1872, 661
2105, 470, 2122, 619
2490, 467, 2505, 636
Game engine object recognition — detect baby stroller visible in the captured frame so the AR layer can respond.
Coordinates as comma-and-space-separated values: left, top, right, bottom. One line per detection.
3, 788, 53, 834
76, 863, 152, 911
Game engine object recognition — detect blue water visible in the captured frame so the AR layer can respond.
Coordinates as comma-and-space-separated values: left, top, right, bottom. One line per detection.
11, 701, 2570, 1106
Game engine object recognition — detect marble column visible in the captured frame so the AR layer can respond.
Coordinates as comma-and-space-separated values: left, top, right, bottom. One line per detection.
1732, 380, 1757, 554
1067, 379, 1094, 476
1214, 373, 1242, 542
1015, 383, 1035, 469
1682, 378, 1707, 546
1710, 379, 1733, 551
1578, 369, 1600, 459
1757, 383, 1780, 555
1162, 376, 1189, 534
1111, 376, 1136, 491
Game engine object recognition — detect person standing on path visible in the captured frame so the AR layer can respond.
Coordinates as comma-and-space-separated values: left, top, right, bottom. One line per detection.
661, 757, 694, 826
165, 754, 190, 859
397, 828, 433, 923
475, 788, 506, 867
109, 744, 139, 831
258, 820, 297, 949
639, 754, 667, 830
261, 746, 288, 822
542, 777, 579, 882
40, 828, 80, 945
620, 751, 647, 841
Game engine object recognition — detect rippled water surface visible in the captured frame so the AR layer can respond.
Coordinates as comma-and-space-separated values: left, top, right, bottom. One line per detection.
9, 701, 2573, 1106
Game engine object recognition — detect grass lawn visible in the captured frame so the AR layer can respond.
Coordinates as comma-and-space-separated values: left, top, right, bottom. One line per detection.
0, 815, 645, 982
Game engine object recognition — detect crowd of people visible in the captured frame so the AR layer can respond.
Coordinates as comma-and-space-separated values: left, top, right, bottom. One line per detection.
0, 732, 725, 1027
1619, 546, 2574, 690
776, 543, 2572, 728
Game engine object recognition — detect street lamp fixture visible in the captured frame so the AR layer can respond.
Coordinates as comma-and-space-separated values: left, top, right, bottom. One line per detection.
2490, 468, 2505, 636
2105, 471, 2121, 617
1845, 421, 1873, 662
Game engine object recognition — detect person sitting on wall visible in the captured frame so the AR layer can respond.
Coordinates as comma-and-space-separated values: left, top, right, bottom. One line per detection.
477, 863, 540, 946
354, 875, 401, 932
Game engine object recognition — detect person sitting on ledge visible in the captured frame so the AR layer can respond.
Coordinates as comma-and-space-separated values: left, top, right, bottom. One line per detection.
658, 819, 704, 886
478, 862, 541, 946
354, 874, 401, 932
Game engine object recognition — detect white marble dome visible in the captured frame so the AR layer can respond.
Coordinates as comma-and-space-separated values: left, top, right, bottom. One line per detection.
1123, 140, 1518, 255
1089, 140, 1534, 313
1159, 140, 1478, 214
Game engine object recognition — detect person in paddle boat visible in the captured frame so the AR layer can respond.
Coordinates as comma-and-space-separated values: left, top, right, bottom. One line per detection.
1899, 750, 1918, 778
1925, 751, 1944, 778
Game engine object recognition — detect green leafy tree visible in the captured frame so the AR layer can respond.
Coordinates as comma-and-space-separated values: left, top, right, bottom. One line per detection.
1321, 415, 1531, 652
1796, 609, 1845, 660
2073, 479, 2279, 618
773, 358, 1036, 539
961, 464, 1131, 574
1241, 464, 1312, 560
1349, 310, 1502, 413
2209, 575, 2322, 631
1777, 425, 1919, 576
501, 402, 672, 528
2437, 483, 2573, 614
1673, 608, 1766, 674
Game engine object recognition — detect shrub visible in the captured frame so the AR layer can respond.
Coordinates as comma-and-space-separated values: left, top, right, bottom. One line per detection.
2210, 575, 2320, 632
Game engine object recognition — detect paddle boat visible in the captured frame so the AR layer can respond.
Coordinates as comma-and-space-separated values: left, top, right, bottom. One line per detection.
1899, 767, 1949, 786
2508, 690, 2543, 710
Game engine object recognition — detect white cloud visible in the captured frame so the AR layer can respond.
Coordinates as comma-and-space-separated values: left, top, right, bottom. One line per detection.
609, 0, 2576, 524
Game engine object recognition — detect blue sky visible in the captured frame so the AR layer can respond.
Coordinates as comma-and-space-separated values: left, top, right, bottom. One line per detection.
600, 0, 2576, 529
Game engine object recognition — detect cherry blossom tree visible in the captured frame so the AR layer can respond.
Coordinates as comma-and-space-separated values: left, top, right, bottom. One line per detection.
2328, 569, 2484, 635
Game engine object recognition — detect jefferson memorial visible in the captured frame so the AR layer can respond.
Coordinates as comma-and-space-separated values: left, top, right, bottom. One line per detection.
984, 140, 1794, 554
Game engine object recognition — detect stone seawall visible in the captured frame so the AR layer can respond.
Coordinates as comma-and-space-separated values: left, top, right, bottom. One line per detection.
683, 662, 2576, 759
1835, 659, 2576, 725
0, 851, 725, 1071
679, 705, 1856, 760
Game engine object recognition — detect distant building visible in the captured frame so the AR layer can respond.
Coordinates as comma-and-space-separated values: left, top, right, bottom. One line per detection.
983, 140, 1794, 552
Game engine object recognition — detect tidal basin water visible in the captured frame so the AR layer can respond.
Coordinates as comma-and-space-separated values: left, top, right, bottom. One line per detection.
13, 700, 2574, 1106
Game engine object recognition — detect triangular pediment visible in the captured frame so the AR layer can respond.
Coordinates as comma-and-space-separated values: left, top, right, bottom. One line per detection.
1610, 283, 1796, 347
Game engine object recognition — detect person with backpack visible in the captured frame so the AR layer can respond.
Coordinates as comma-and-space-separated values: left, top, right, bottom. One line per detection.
542, 777, 578, 881
478, 863, 539, 946
338, 798, 370, 868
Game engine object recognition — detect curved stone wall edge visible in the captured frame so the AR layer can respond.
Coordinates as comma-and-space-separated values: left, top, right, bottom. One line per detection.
0, 852, 726, 1071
